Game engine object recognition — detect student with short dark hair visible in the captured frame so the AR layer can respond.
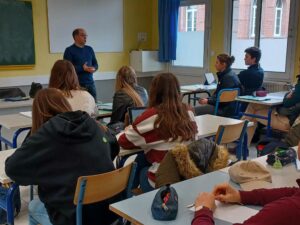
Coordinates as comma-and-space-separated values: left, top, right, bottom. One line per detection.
195, 53, 241, 117
238, 46, 264, 95
5, 88, 118, 225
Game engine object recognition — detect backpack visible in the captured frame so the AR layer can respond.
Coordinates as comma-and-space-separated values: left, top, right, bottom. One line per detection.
29, 82, 43, 98
256, 137, 289, 157
0, 186, 21, 224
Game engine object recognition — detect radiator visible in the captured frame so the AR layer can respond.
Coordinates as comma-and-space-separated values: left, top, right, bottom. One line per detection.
263, 82, 291, 92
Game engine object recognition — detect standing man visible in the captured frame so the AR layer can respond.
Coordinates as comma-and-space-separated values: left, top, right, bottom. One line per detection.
64, 28, 98, 101
238, 47, 264, 96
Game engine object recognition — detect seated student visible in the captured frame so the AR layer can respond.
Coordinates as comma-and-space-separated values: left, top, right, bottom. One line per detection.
118, 73, 198, 192
243, 74, 300, 132
109, 66, 148, 127
49, 59, 98, 117
238, 47, 264, 96
192, 175, 300, 225
5, 88, 118, 225
195, 53, 241, 117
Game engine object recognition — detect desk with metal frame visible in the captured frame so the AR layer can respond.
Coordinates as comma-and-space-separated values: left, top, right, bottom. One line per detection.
181, 84, 217, 106
110, 147, 299, 225
0, 114, 31, 150
0, 99, 33, 116
236, 91, 286, 137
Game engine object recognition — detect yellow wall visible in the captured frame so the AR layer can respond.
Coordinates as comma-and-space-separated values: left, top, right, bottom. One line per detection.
0, 0, 154, 78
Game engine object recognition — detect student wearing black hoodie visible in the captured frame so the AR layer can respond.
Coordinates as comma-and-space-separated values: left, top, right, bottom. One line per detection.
5, 88, 118, 225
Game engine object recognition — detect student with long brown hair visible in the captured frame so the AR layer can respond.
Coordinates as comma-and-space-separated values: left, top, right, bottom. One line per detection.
49, 59, 97, 117
5, 88, 118, 225
109, 65, 148, 126
118, 73, 197, 192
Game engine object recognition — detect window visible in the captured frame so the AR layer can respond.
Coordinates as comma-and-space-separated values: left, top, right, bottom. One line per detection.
274, 0, 283, 37
186, 6, 197, 31
173, 1, 209, 68
250, 0, 257, 37
228, 0, 298, 81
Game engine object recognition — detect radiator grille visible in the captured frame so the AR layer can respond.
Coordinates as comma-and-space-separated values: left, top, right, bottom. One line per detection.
263, 82, 291, 92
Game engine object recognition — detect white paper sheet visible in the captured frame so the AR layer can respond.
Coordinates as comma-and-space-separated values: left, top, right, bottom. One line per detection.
20, 111, 32, 118
188, 201, 258, 224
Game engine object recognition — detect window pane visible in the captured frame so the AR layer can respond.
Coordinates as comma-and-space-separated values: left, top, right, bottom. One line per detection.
260, 0, 289, 72
174, 4, 205, 67
231, 0, 255, 70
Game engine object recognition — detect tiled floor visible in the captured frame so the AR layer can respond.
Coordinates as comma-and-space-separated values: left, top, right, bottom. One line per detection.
12, 145, 258, 225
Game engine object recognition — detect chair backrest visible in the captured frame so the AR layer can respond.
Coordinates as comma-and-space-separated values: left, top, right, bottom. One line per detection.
127, 106, 147, 124
74, 163, 137, 225
214, 88, 240, 115
215, 120, 248, 145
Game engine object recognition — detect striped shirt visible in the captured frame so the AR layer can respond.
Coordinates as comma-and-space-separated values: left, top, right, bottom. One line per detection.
118, 107, 197, 187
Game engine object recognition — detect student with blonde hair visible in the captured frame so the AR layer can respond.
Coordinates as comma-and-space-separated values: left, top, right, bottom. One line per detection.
109, 66, 148, 126
5, 88, 118, 225
49, 59, 98, 117
118, 73, 197, 192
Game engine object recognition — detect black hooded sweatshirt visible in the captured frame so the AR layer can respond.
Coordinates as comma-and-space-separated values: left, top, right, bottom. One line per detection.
5, 111, 118, 225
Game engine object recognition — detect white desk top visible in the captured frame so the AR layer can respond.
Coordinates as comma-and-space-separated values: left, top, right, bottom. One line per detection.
181, 84, 217, 92
0, 114, 32, 129
110, 171, 232, 225
0, 149, 15, 183
0, 99, 33, 109
195, 114, 252, 139
220, 153, 300, 188
236, 91, 286, 106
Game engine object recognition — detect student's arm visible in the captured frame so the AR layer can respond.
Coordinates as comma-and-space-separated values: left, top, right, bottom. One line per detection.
240, 187, 299, 206
282, 83, 300, 108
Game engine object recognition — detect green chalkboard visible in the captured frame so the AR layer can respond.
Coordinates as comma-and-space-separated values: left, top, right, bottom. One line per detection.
0, 0, 35, 67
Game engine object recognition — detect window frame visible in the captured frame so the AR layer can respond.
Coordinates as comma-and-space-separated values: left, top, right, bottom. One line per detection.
170, 0, 211, 77
274, 0, 283, 37
224, 0, 299, 82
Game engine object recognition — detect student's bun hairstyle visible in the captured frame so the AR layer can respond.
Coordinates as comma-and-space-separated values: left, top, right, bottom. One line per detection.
217, 54, 235, 69
245, 46, 262, 63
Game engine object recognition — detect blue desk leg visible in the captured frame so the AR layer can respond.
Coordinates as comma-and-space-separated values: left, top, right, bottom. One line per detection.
0, 125, 2, 151
243, 133, 249, 160
266, 107, 273, 137
6, 183, 19, 225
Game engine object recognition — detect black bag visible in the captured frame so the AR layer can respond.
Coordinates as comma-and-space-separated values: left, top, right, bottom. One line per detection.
267, 148, 296, 166
0, 88, 25, 99
29, 82, 43, 98
256, 137, 289, 157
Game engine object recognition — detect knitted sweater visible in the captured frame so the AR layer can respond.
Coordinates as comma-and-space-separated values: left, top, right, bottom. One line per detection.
66, 90, 98, 117
117, 107, 197, 186
63, 44, 98, 85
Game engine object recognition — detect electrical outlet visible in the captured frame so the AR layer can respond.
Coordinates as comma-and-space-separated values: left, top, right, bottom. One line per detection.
137, 32, 147, 42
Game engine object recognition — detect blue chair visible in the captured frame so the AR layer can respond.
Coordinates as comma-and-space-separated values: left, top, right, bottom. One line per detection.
215, 120, 249, 160
214, 88, 240, 117
73, 162, 137, 225
0, 183, 20, 225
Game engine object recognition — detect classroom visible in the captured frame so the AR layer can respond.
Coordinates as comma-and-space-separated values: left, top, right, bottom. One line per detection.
0, 0, 300, 225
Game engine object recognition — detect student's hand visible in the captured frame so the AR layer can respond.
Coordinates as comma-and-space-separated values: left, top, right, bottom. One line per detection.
286, 91, 293, 99
194, 192, 216, 212
212, 183, 241, 204
198, 98, 208, 105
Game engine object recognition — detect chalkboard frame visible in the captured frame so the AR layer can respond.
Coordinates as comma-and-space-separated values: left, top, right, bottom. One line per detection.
0, 0, 35, 70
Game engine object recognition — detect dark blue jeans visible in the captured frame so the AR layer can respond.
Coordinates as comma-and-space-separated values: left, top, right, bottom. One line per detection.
133, 154, 154, 193
80, 82, 97, 101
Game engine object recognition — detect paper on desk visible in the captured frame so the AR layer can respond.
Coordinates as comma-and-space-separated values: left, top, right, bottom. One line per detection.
20, 111, 32, 118
214, 201, 258, 224
188, 201, 258, 224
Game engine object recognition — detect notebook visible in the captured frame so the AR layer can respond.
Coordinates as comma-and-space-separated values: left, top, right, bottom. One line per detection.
96, 102, 113, 111
127, 107, 147, 124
